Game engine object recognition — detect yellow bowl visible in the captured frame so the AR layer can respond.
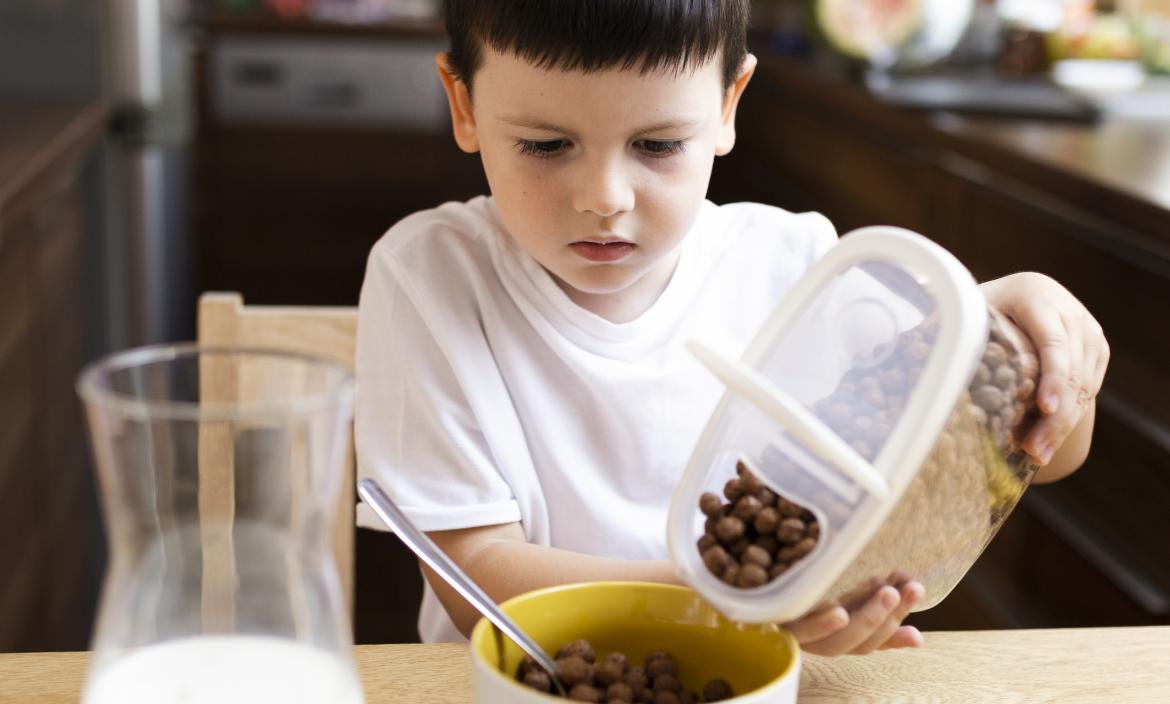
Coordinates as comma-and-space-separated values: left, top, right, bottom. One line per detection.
469, 581, 800, 703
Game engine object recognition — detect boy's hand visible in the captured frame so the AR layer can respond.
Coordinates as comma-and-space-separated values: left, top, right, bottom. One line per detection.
979, 273, 1108, 470
784, 575, 925, 656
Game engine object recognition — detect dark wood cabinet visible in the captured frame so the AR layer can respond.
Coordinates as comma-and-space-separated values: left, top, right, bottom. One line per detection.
192, 16, 489, 306
708, 54, 1170, 630
0, 103, 106, 651
193, 124, 487, 305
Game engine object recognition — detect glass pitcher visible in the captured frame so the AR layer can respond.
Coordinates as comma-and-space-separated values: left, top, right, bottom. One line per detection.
76, 345, 363, 704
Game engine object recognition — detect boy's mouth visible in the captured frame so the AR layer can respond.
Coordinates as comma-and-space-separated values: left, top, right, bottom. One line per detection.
569, 239, 636, 263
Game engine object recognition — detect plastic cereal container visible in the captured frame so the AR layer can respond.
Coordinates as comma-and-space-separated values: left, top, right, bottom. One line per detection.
666, 226, 1040, 624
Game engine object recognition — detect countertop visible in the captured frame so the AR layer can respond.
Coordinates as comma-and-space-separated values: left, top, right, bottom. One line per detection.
752, 55, 1170, 248
2, 626, 1168, 703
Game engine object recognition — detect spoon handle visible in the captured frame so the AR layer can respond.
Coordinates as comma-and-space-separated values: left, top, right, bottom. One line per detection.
357, 478, 565, 695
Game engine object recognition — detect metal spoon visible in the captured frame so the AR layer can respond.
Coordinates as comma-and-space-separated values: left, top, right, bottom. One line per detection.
357, 478, 567, 697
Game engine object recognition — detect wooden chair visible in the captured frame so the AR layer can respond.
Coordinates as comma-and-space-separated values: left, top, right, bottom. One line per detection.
196, 292, 358, 623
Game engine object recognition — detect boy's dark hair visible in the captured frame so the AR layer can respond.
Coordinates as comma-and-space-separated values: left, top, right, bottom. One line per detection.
445, 0, 750, 92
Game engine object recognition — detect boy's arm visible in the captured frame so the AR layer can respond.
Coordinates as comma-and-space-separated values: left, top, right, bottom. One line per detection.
424, 523, 681, 636
979, 273, 1109, 483
425, 524, 925, 655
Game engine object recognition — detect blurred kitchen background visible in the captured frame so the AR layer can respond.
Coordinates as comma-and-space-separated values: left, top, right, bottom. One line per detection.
1, 0, 1168, 652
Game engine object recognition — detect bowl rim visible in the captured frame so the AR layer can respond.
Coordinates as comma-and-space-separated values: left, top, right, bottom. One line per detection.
468, 580, 801, 702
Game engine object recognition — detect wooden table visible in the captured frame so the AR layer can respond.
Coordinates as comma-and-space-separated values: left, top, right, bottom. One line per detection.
2, 626, 1168, 703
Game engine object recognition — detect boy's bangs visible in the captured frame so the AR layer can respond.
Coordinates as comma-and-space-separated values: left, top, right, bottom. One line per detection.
447, 0, 748, 87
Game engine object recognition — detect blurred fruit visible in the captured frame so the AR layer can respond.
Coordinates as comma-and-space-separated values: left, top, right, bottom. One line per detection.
1047, 14, 1143, 62
816, 0, 925, 60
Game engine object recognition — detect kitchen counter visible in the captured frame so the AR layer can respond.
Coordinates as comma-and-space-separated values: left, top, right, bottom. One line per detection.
925, 112, 1170, 225
2, 626, 1168, 703
726, 55, 1170, 247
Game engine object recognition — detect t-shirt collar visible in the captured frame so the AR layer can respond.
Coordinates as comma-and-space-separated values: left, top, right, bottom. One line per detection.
485, 198, 714, 359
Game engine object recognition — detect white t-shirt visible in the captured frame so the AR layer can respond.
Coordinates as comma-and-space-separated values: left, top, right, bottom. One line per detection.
354, 196, 837, 643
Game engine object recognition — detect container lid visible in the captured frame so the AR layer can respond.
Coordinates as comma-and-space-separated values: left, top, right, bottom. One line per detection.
666, 226, 990, 623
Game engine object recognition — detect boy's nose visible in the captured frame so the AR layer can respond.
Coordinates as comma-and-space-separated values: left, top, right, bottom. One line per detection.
572, 157, 635, 218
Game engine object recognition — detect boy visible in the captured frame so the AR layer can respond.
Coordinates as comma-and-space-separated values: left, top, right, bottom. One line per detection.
355, 0, 1108, 656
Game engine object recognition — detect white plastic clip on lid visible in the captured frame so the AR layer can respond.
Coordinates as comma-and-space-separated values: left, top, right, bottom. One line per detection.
666, 226, 991, 624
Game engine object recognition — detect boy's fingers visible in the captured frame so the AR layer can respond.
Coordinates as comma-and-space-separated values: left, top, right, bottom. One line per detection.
849, 581, 924, 655
785, 605, 848, 644
886, 570, 912, 588
801, 586, 900, 656
837, 576, 887, 611
1024, 326, 1085, 465
1008, 299, 1070, 417
1086, 332, 1109, 398
1025, 402, 1075, 466
1091, 340, 1110, 398
878, 625, 924, 650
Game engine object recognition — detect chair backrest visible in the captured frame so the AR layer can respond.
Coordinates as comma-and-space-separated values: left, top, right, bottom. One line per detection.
197, 292, 358, 620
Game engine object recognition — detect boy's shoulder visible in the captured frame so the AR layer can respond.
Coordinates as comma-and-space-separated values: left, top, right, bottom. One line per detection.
361, 198, 508, 326
698, 201, 838, 258
362, 197, 508, 312
370, 196, 499, 264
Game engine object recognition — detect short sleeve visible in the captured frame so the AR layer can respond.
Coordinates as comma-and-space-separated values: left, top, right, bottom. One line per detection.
354, 242, 522, 532
800, 211, 839, 261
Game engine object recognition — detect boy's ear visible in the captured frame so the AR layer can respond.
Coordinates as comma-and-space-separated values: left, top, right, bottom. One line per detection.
715, 53, 757, 156
436, 53, 480, 153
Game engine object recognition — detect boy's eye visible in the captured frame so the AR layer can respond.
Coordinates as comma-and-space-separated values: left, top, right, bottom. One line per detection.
515, 139, 570, 158
636, 139, 686, 158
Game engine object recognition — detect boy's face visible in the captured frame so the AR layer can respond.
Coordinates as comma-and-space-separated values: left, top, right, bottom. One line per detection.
438, 47, 755, 321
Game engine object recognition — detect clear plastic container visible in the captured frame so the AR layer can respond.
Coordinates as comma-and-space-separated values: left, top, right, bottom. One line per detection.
667, 226, 1040, 624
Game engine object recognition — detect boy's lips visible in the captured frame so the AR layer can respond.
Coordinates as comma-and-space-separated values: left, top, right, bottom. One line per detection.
569, 239, 636, 262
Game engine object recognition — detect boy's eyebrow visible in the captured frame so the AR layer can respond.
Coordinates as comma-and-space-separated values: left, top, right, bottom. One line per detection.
499, 116, 704, 137
499, 116, 577, 135
631, 118, 704, 136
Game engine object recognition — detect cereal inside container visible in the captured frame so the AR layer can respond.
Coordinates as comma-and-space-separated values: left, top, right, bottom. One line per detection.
666, 226, 1040, 624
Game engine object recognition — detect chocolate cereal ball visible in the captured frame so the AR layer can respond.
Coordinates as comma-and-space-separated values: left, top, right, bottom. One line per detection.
645, 656, 677, 679
568, 682, 603, 702
698, 467, 821, 589
558, 639, 597, 663
703, 678, 734, 701
595, 655, 627, 687
517, 641, 734, 702
606, 681, 635, 702
557, 655, 594, 688
625, 665, 648, 692
523, 668, 552, 693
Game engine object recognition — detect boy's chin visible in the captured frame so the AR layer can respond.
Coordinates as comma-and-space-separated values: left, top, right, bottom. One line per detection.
549, 270, 641, 297
559, 272, 642, 297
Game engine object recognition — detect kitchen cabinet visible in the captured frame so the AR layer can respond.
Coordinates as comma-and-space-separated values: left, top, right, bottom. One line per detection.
192, 13, 489, 306
0, 103, 106, 651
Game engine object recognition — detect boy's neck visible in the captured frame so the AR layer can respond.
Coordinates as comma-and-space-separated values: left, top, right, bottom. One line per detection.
552, 248, 683, 324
